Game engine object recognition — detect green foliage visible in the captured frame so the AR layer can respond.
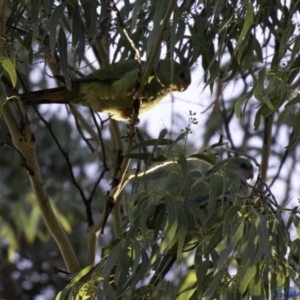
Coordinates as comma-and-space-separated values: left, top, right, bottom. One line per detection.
0, 57, 17, 87
1, 0, 300, 299
64, 168, 295, 300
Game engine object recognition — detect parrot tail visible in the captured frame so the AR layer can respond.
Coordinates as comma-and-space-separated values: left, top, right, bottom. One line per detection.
21, 86, 72, 105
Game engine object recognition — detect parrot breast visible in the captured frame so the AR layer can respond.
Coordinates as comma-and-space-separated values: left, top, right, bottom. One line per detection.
78, 73, 179, 120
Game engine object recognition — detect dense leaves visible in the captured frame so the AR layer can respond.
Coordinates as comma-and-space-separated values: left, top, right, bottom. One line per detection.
1, 0, 300, 299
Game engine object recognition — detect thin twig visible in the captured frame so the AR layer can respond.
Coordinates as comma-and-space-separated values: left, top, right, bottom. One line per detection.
269, 130, 292, 188
89, 108, 108, 169
99, 0, 177, 234
110, 0, 141, 67
31, 105, 95, 225
135, 0, 176, 100
70, 106, 95, 153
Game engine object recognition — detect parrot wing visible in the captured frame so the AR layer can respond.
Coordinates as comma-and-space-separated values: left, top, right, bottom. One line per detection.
79, 60, 141, 82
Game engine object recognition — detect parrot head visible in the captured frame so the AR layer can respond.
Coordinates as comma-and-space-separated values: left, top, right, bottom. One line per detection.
156, 59, 191, 92
194, 157, 254, 205
210, 157, 254, 183
228, 157, 254, 181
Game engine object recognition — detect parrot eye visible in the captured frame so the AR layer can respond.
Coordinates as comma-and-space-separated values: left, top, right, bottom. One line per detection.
179, 71, 185, 79
240, 162, 246, 169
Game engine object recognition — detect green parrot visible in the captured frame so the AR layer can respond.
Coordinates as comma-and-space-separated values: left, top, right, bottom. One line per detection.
149, 157, 254, 288
191, 156, 254, 208
21, 59, 191, 120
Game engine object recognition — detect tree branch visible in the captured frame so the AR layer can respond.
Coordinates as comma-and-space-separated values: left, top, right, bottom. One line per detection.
1, 101, 81, 273
0, 0, 80, 273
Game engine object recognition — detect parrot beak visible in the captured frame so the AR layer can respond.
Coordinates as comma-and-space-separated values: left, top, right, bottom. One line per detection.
177, 82, 189, 92
248, 170, 254, 181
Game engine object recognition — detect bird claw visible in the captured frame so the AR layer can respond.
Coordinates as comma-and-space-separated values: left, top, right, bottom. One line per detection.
127, 118, 140, 126
128, 88, 147, 105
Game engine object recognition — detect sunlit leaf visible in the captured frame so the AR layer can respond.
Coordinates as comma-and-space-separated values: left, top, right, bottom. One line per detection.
0, 57, 17, 87
236, 0, 253, 51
